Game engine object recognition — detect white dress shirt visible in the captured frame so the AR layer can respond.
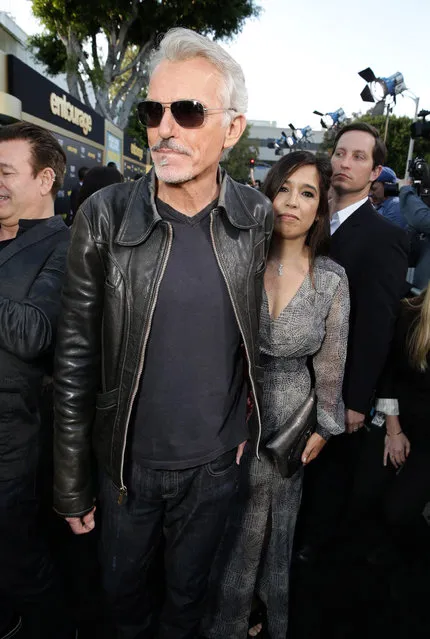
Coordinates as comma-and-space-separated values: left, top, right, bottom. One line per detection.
330, 196, 369, 236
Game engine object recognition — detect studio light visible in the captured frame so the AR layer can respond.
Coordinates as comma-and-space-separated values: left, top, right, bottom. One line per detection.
267, 125, 313, 154
289, 124, 313, 143
267, 131, 292, 154
313, 108, 346, 129
358, 67, 407, 104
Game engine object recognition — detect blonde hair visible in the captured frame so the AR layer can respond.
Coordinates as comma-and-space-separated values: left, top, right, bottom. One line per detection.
405, 285, 430, 372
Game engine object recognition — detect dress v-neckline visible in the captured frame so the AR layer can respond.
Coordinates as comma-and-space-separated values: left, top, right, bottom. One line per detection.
264, 273, 309, 322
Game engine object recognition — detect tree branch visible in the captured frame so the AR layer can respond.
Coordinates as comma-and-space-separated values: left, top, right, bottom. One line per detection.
77, 74, 92, 108
117, 74, 148, 129
111, 67, 137, 113
68, 30, 94, 80
103, 23, 117, 86
115, 0, 139, 60
91, 34, 101, 71
64, 27, 111, 119
112, 38, 154, 79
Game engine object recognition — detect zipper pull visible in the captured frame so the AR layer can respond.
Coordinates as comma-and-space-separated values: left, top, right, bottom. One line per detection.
117, 486, 127, 505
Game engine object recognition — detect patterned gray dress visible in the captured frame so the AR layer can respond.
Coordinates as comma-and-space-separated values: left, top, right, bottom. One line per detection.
205, 256, 350, 639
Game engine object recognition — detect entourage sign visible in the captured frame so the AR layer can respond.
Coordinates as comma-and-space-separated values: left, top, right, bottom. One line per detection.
130, 142, 144, 162
50, 92, 92, 136
123, 133, 147, 181
7, 55, 104, 145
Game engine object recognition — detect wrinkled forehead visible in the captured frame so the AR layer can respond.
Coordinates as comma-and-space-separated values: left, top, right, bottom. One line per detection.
148, 57, 227, 105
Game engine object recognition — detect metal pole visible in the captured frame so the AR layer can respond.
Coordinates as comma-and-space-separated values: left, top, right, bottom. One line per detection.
384, 105, 391, 143
404, 96, 420, 179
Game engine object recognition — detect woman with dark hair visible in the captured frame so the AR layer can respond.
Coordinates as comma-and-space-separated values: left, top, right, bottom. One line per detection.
76, 165, 124, 209
205, 151, 350, 639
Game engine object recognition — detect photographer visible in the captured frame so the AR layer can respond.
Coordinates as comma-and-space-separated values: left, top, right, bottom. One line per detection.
370, 166, 407, 229
400, 176, 430, 292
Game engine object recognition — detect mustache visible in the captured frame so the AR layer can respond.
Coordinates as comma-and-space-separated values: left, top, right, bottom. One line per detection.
150, 139, 192, 156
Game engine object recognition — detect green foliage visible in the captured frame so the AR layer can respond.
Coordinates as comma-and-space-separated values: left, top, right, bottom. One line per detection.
28, 0, 261, 126
221, 124, 258, 182
126, 92, 148, 150
27, 33, 68, 75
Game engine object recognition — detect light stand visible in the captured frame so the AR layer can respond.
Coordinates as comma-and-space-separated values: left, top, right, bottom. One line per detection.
404, 92, 420, 179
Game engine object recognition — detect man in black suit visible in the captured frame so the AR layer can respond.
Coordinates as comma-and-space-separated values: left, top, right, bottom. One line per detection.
0, 122, 71, 638
296, 122, 409, 558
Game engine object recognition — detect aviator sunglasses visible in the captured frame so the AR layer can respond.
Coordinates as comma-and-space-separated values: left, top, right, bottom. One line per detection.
137, 100, 236, 129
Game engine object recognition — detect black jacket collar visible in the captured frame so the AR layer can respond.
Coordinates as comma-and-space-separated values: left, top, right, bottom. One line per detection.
115, 168, 258, 246
0, 215, 68, 269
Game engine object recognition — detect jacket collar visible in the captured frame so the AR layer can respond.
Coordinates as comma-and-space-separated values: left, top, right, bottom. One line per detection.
0, 215, 68, 269
217, 168, 259, 230
115, 167, 258, 246
332, 199, 375, 240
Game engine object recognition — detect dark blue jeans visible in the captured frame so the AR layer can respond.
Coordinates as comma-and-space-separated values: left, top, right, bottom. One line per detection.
99, 449, 239, 639
0, 460, 69, 637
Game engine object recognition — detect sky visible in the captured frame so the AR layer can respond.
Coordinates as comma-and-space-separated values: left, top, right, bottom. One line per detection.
4, 0, 430, 130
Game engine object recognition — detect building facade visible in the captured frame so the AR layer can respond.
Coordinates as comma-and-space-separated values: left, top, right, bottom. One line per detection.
248, 120, 325, 182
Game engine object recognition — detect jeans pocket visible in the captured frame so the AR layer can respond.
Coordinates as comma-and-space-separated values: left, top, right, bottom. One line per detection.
206, 448, 237, 477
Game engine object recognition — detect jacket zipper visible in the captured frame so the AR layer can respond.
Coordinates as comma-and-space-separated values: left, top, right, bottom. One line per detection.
117, 223, 173, 504
209, 211, 262, 458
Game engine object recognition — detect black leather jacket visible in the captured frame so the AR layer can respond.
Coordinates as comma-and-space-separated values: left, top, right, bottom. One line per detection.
53, 170, 273, 516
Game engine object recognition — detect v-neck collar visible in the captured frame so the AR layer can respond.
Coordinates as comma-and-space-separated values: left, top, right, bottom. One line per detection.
264, 272, 310, 321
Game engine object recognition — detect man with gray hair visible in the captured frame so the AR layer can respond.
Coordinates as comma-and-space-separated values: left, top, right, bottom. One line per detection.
53, 27, 272, 638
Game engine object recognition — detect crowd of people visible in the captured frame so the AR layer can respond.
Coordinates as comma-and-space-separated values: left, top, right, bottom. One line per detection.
0, 26, 429, 639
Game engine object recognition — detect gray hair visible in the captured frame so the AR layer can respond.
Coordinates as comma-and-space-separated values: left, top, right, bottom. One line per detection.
149, 28, 248, 117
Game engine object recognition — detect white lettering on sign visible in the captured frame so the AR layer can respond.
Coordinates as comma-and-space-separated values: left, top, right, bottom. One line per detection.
130, 143, 144, 161
50, 93, 93, 136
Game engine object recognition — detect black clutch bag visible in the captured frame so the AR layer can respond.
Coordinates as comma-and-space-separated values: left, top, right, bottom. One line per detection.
265, 389, 317, 478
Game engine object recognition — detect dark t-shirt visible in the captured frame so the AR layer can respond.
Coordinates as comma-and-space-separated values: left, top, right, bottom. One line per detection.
0, 218, 44, 251
130, 198, 248, 469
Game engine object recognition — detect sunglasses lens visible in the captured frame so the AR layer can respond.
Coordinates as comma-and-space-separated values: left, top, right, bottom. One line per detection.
138, 101, 163, 127
171, 101, 205, 128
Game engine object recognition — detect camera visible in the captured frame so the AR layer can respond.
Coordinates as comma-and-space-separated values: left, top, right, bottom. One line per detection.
410, 110, 430, 140
409, 109, 430, 206
408, 157, 430, 206
383, 182, 399, 198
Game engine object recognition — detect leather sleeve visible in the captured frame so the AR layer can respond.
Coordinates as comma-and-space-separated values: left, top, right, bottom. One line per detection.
53, 207, 105, 517
264, 201, 274, 259
344, 230, 409, 414
0, 238, 69, 361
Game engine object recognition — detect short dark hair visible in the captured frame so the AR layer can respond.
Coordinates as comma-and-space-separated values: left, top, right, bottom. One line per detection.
262, 151, 332, 266
78, 166, 89, 181
332, 122, 386, 168
0, 121, 67, 197
77, 166, 124, 208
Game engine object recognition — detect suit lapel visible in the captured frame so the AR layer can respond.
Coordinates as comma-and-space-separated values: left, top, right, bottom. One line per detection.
0, 217, 66, 269
331, 200, 374, 248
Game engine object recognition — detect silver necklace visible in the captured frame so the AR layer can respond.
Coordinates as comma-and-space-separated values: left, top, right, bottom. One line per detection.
277, 262, 284, 276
